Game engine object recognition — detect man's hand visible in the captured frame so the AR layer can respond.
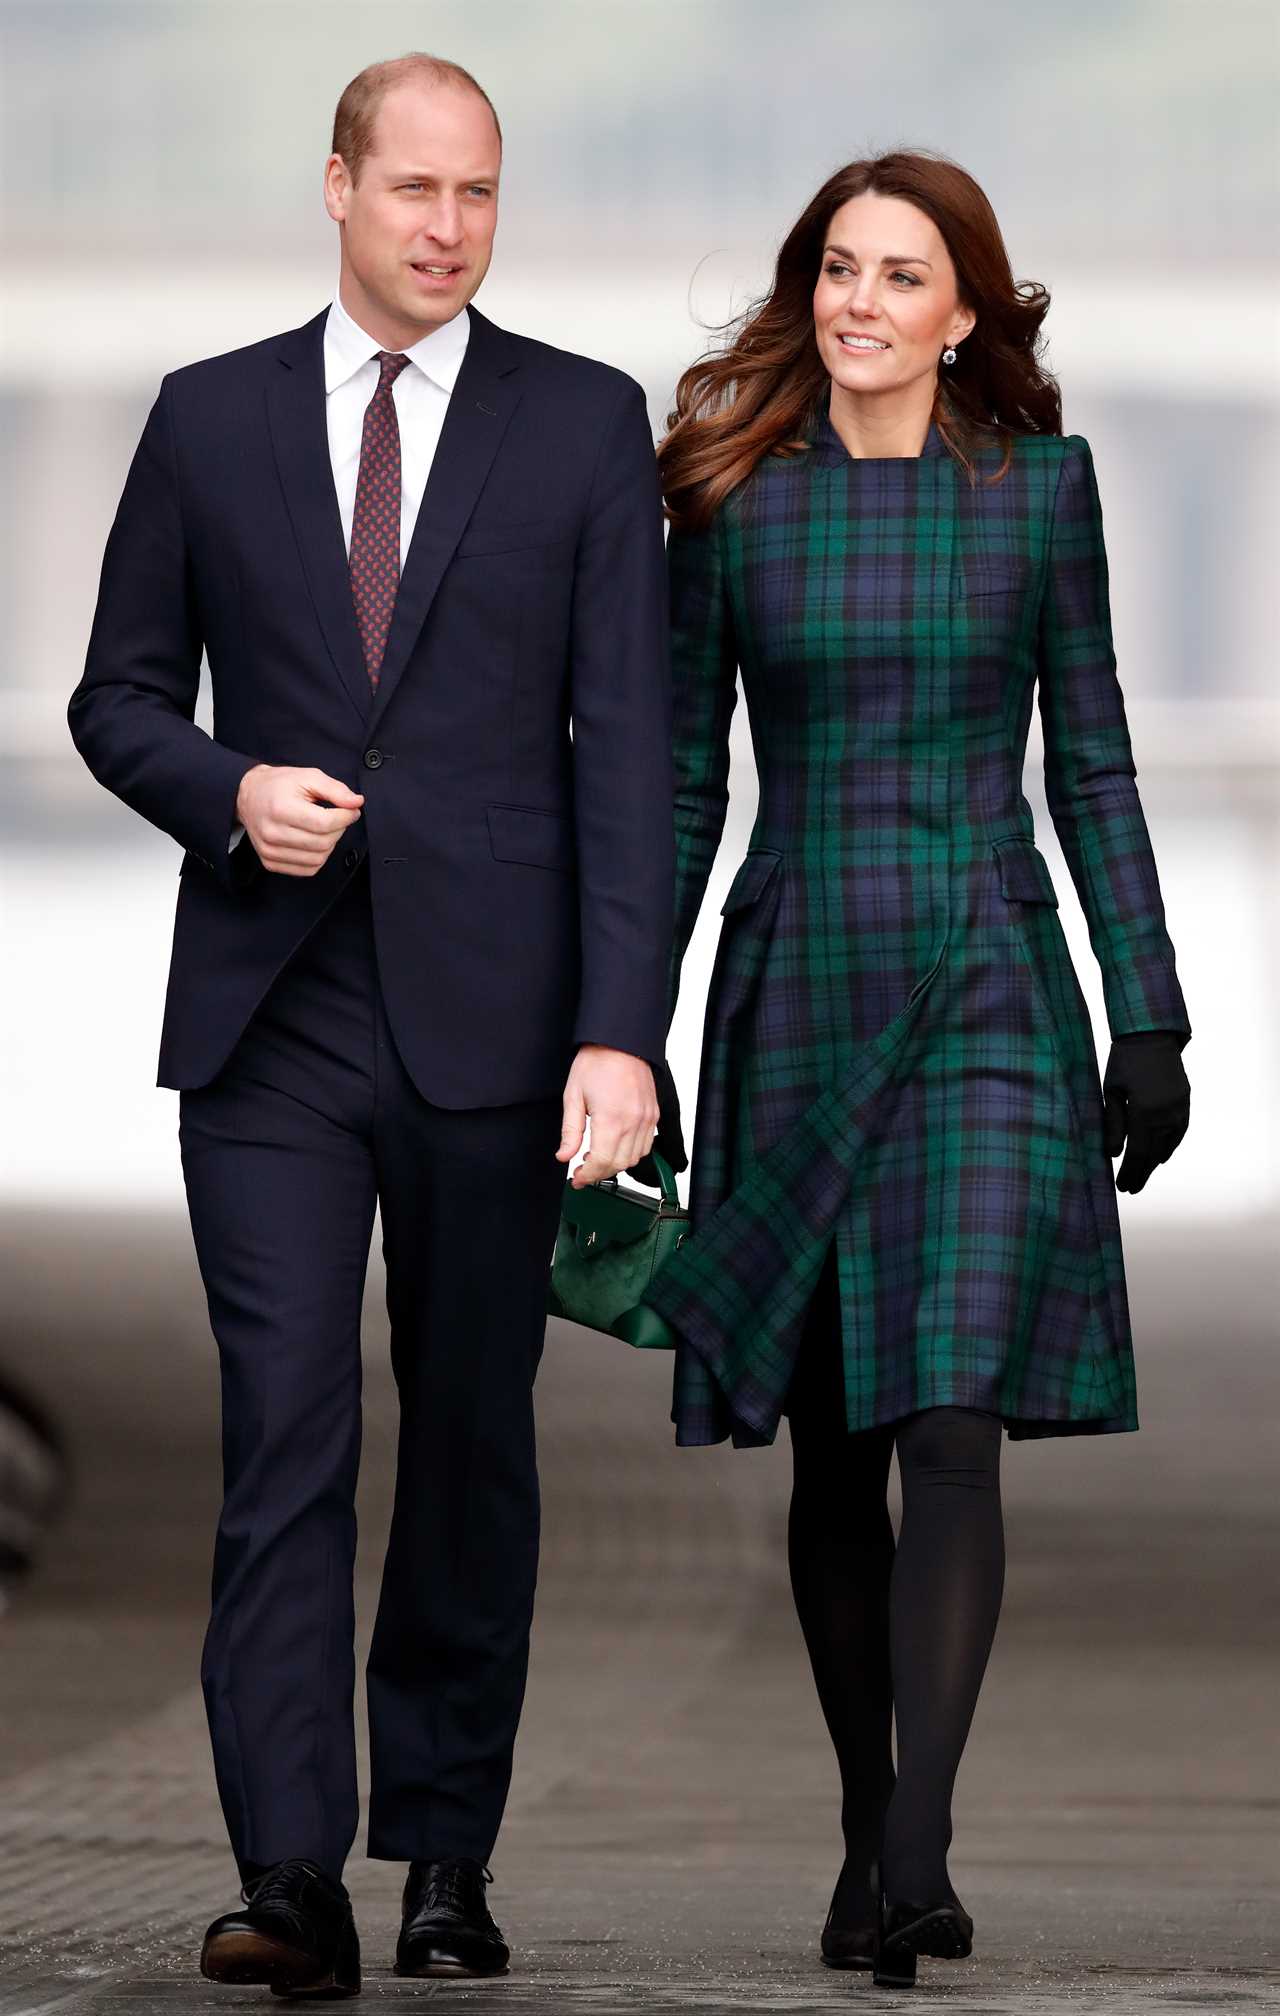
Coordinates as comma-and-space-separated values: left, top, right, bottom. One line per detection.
236, 764, 365, 877
558, 1046, 660, 1189
626, 1059, 688, 1187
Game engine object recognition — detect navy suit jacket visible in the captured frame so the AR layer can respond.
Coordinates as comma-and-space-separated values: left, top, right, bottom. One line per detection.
69, 306, 674, 1107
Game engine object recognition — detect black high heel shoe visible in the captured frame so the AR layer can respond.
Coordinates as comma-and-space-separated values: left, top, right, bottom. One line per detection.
819, 1859, 877, 1970
871, 1859, 974, 1990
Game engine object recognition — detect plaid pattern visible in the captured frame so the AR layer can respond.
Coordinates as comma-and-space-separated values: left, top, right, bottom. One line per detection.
645, 420, 1190, 1447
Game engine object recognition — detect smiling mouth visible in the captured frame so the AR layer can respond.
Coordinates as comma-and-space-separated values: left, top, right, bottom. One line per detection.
411, 263, 462, 277
839, 334, 890, 351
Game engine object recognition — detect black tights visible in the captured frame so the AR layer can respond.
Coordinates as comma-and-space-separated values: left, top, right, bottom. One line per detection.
786, 1259, 1005, 1911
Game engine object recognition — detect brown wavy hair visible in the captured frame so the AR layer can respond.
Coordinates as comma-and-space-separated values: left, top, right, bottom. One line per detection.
659, 151, 1061, 530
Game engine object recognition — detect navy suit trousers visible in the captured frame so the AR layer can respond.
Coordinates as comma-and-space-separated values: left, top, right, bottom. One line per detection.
178, 863, 565, 1881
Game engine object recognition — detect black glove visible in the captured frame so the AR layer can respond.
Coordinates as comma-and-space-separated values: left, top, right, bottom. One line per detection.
1102, 1032, 1190, 1194
626, 1057, 688, 1188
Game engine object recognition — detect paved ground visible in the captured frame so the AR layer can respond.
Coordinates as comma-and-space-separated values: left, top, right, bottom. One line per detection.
0, 1209, 1277, 2014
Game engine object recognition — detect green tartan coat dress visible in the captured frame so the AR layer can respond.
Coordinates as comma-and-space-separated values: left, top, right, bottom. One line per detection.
643, 416, 1190, 1448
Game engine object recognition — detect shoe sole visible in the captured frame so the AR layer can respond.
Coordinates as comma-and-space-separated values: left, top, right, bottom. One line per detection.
872, 1908, 973, 1988
394, 1960, 509, 1979
201, 1929, 361, 1999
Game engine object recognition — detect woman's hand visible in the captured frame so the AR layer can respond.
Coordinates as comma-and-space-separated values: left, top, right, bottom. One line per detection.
1103, 1034, 1190, 1193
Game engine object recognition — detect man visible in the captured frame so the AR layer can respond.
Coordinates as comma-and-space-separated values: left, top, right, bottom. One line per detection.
69, 53, 672, 1993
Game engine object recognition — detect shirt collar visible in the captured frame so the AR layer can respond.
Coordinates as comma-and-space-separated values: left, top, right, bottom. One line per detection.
324, 291, 471, 397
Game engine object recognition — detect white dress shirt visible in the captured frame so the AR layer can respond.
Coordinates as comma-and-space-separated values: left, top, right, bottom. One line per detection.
230, 294, 470, 850
323, 290, 471, 568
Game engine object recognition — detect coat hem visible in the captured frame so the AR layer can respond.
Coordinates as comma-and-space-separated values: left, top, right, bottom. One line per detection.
670, 1353, 1139, 1447
672, 1409, 1139, 1448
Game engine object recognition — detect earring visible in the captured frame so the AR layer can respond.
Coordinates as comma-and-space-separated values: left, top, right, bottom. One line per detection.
942, 346, 958, 366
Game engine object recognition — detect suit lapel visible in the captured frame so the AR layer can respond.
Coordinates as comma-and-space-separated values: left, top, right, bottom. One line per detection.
366, 308, 523, 734
265, 310, 372, 723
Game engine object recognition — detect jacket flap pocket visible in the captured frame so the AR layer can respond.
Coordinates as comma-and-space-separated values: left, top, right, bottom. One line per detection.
487, 802, 576, 873
720, 848, 783, 915
993, 837, 1059, 906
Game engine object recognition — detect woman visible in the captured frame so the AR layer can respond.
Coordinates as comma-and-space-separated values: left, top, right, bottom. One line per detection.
642, 153, 1191, 1987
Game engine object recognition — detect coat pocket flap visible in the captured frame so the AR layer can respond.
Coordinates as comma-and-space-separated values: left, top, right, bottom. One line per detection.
957, 561, 1033, 598
487, 802, 576, 873
993, 837, 1059, 906
720, 848, 783, 915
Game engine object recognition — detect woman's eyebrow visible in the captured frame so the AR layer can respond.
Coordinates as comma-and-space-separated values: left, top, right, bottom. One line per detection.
824, 243, 933, 268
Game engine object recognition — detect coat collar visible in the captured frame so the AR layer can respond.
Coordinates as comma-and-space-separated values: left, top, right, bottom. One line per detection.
265, 305, 523, 727
807, 405, 949, 469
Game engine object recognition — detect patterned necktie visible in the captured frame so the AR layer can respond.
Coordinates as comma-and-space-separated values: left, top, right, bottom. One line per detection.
349, 349, 411, 688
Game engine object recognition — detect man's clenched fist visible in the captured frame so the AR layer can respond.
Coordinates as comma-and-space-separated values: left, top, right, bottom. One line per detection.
236, 764, 365, 877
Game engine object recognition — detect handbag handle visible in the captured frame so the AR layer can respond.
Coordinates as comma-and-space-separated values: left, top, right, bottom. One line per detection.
649, 1151, 680, 1207
594, 1150, 680, 1208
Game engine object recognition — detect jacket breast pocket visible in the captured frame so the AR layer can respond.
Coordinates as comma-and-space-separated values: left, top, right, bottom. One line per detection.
992, 836, 1059, 906
487, 802, 576, 874
456, 516, 576, 559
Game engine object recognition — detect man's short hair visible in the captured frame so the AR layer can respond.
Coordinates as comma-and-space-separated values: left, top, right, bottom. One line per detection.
332, 53, 502, 186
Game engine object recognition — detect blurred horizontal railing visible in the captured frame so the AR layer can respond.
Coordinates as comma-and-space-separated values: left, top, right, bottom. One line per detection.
4, 263, 1279, 399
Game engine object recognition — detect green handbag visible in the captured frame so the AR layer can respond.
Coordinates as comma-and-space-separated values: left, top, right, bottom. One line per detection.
546, 1153, 686, 1348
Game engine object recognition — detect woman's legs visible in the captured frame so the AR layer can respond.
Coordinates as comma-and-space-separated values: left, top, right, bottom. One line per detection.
881, 1406, 1005, 1904
787, 1255, 1006, 1916
787, 1260, 897, 1922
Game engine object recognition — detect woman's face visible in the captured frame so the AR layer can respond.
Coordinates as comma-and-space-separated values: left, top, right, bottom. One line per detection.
813, 192, 975, 401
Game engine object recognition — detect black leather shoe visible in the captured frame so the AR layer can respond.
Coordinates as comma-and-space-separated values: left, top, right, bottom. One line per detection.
200, 1859, 361, 1998
819, 1858, 877, 1970
871, 1860, 973, 1990
395, 1859, 510, 1978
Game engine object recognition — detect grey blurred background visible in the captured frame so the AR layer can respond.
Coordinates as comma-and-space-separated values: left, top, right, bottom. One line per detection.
1, 4, 1277, 2009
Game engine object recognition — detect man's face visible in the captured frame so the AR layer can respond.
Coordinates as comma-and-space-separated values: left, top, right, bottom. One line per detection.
324, 82, 501, 341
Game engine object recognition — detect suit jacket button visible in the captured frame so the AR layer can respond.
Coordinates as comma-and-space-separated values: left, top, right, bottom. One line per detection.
344, 848, 361, 870
363, 748, 383, 770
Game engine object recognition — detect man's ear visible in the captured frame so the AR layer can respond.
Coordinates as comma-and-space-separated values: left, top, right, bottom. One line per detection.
323, 154, 350, 226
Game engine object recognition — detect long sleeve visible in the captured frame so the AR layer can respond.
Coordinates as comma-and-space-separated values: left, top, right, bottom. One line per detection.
68, 375, 258, 891
1036, 437, 1190, 1042
665, 512, 739, 1027
568, 380, 675, 1064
